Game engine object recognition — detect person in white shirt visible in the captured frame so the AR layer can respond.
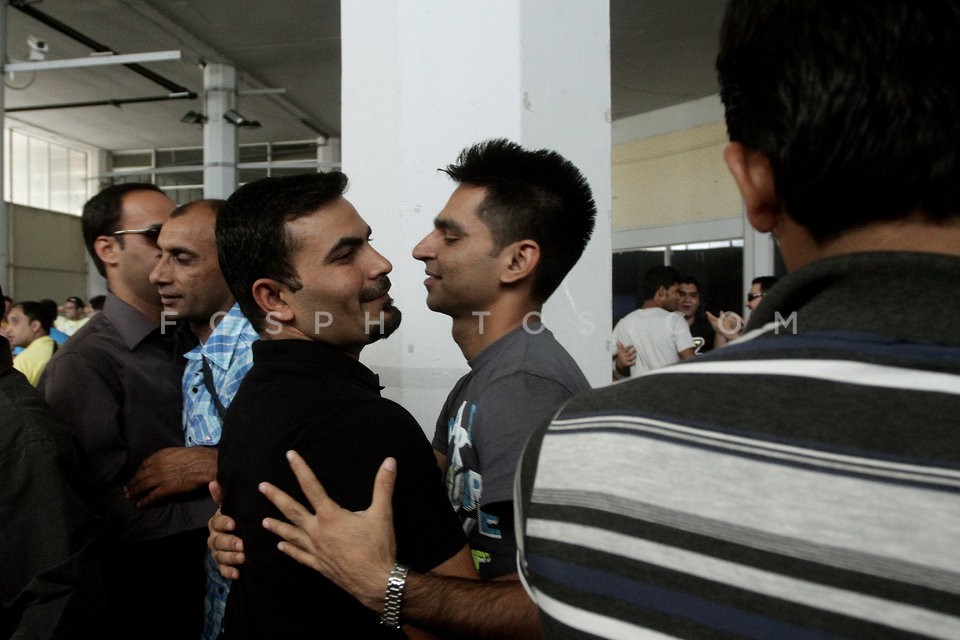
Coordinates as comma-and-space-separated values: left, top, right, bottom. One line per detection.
612, 265, 695, 378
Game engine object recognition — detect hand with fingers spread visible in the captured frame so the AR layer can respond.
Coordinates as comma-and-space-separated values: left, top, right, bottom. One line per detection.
123, 446, 218, 508
207, 480, 246, 580
259, 450, 398, 611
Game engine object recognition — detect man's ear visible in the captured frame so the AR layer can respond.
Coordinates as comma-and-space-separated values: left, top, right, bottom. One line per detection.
28, 318, 42, 337
499, 240, 540, 285
94, 236, 120, 270
251, 278, 294, 323
724, 142, 782, 233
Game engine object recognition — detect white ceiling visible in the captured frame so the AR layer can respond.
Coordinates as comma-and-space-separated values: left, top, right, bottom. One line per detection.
3, 0, 724, 151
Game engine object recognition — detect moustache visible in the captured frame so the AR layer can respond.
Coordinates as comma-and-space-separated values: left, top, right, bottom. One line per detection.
360, 275, 392, 303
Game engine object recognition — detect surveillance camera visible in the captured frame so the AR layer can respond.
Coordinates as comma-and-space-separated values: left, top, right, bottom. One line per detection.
27, 35, 48, 61
28, 35, 48, 51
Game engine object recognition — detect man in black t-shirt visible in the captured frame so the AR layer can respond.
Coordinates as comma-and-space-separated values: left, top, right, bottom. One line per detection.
213, 172, 475, 639
678, 276, 715, 354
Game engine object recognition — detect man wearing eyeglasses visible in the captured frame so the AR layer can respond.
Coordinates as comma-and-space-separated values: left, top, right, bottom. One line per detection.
39, 183, 213, 639
710, 274, 781, 348
745, 275, 778, 313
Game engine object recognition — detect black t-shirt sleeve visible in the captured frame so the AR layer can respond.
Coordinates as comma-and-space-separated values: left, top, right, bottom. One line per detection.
296, 398, 465, 574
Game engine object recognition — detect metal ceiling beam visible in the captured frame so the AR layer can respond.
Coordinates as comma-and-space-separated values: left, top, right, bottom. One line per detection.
5, 92, 195, 113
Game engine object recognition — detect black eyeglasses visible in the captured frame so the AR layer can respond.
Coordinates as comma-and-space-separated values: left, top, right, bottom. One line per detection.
110, 224, 163, 242
746, 292, 765, 301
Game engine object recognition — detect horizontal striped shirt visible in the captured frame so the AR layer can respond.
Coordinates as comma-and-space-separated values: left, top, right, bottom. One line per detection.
517, 252, 960, 639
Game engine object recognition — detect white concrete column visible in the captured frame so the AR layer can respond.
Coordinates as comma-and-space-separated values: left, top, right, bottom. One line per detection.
342, 1, 612, 430
203, 63, 237, 198
742, 223, 776, 311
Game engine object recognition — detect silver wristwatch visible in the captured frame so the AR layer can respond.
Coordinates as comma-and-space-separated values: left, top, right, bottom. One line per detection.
379, 562, 409, 629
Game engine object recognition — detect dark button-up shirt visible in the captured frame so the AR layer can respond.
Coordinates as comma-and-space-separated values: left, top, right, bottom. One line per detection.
39, 294, 213, 541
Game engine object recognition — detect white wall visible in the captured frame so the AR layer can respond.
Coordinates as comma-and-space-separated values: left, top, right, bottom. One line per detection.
342, 1, 611, 432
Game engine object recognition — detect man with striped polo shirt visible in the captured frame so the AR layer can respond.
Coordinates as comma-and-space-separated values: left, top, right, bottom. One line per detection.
517, 1, 960, 637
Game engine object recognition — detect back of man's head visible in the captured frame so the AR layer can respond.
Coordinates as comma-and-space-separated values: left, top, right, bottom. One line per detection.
217, 172, 349, 331
641, 266, 682, 303
442, 138, 596, 302
717, 0, 960, 241
83, 182, 164, 277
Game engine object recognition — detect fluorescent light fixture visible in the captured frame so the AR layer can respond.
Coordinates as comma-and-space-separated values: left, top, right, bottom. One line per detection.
4, 49, 182, 73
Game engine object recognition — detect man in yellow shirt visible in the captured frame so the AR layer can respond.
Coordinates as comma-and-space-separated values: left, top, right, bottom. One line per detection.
55, 296, 90, 336
4, 301, 56, 386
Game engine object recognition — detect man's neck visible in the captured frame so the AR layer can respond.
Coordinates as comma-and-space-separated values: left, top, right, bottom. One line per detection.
450, 301, 542, 361
259, 324, 363, 360
819, 215, 960, 261
108, 282, 164, 325
192, 304, 235, 345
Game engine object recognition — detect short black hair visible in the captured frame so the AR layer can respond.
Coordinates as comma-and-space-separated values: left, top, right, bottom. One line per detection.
217, 172, 350, 331
15, 300, 55, 334
717, 0, 960, 241
442, 139, 596, 302
65, 296, 85, 309
641, 266, 682, 302
89, 295, 106, 311
82, 183, 164, 276
680, 276, 701, 291
751, 275, 779, 293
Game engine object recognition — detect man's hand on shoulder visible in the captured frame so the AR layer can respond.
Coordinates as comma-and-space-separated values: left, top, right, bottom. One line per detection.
123, 446, 218, 507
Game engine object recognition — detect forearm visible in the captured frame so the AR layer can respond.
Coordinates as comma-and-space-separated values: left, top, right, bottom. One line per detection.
400, 573, 540, 640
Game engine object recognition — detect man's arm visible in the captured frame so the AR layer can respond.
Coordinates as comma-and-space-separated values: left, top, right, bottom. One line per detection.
260, 451, 540, 639
678, 346, 696, 360
124, 447, 218, 507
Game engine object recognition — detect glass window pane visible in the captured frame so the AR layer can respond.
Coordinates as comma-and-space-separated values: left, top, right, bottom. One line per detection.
68, 149, 88, 214
239, 144, 268, 163
11, 131, 29, 206
271, 141, 317, 161
157, 171, 203, 187
239, 168, 268, 184
112, 151, 153, 169
28, 136, 50, 210
49, 143, 70, 213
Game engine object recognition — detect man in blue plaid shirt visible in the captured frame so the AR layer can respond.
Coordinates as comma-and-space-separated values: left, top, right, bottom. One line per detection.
136, 198, 258, 640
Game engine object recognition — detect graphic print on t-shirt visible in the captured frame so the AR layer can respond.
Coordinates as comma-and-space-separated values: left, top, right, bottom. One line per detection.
445, 400, 503, 572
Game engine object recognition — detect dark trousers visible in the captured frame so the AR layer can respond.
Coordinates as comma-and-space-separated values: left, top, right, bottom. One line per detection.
101, 528, 207, 640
